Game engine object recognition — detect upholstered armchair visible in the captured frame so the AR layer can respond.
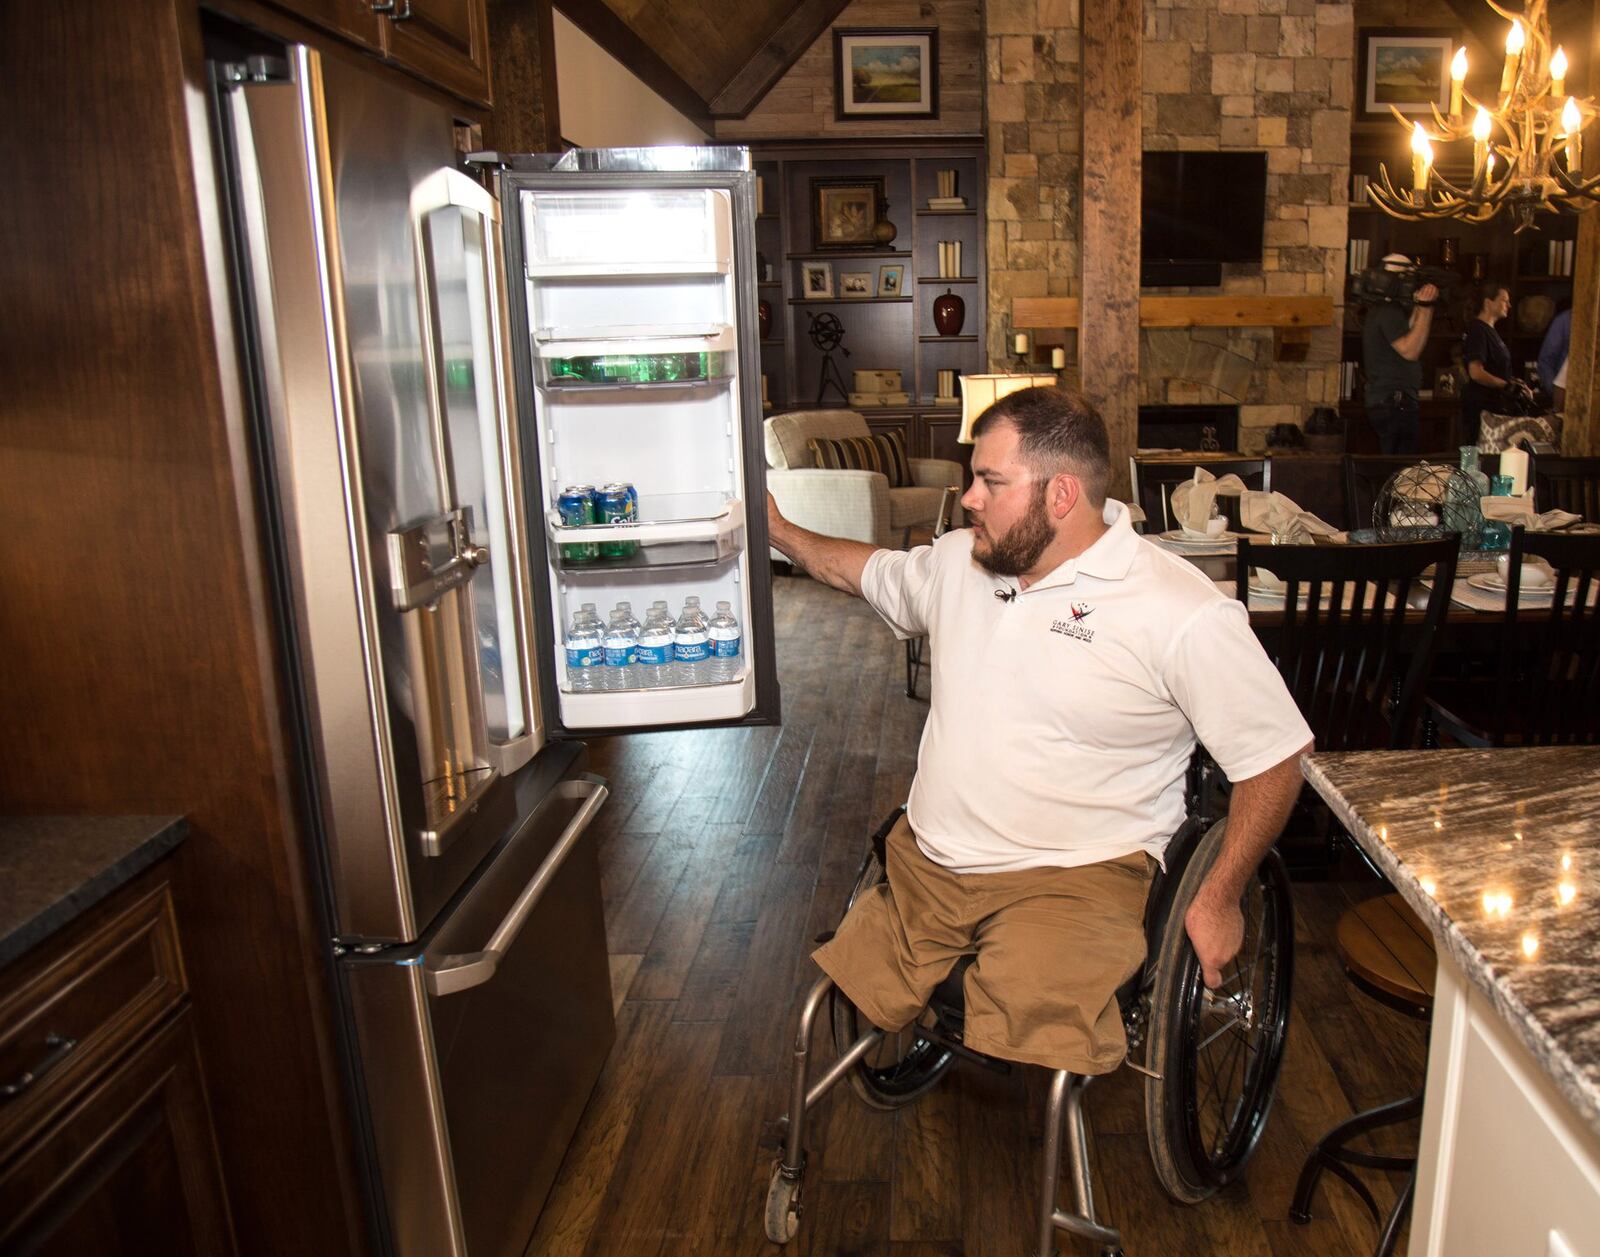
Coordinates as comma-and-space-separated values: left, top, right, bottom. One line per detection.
763, 410, 964, 557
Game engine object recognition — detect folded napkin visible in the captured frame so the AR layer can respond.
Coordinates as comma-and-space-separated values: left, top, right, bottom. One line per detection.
1169, 470, 1247, 532
1481, 494, 1582, 531
1239, 490, 1342, 542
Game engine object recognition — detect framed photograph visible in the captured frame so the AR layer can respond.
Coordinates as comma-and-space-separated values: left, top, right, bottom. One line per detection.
1358, 29, 1456, 117
840, 271, 873, 298
877, 263, 905, 297
811, 178, 883, 250
800, 260, 833, 300
834, 28, 938, 122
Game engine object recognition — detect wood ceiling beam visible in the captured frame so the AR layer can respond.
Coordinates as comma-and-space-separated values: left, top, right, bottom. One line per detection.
553, 0, 713, 134
708, 0, 854, 119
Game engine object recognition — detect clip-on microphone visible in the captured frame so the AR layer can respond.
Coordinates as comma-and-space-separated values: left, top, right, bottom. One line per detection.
994, 586, 1017, 603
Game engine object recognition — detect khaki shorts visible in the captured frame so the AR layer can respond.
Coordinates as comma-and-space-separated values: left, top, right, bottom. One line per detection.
813, 816, 1155, 1074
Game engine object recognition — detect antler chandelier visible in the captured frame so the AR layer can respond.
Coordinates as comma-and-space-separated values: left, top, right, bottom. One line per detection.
1369, 0, 1597, 229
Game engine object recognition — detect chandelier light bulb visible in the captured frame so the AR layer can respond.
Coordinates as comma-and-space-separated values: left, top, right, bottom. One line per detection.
1502, 19, 1525, 95
1473, 106, 1492, 181
1563, 97, 1584, 174
1472, 106, 1492, 142
1451, 47, 1468, 116
1551, 45, 1568, 98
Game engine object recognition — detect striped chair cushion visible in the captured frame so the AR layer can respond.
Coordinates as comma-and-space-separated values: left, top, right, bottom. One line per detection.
807, 431, 911, 488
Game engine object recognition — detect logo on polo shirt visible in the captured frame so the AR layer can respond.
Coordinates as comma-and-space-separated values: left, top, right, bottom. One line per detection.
1050, 603, 1096, 643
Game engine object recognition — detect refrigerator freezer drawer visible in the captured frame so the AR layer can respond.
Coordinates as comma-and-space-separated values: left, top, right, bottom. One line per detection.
345, 768, 614, 1257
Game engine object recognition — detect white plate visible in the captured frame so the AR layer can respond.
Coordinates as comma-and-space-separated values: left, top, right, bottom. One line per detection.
1466, 572, 1554, 597
1158, 529, 1240, 545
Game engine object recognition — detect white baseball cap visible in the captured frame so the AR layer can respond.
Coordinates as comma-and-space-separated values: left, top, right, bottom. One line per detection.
1382, 252, 1413, 271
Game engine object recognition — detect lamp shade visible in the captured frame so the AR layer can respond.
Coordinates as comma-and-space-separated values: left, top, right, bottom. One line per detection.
957, 373, 1059, 443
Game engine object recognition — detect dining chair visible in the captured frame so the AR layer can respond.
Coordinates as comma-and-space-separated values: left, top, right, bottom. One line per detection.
1340, 453, 1499, 533
1531, 455, 1600, 519
1424, 527, 1600, 746
1129, 457, 1269, 534
1237, 536, 1460, 750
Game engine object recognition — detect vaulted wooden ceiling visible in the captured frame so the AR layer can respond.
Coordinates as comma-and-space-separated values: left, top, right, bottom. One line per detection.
556, 0, 855, 128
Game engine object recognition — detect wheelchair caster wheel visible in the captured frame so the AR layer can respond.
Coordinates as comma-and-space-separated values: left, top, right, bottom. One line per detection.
764, 1162, 802, 1244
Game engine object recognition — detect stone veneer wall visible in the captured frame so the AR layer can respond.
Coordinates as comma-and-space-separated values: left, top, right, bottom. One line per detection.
986, 0, 1356, 453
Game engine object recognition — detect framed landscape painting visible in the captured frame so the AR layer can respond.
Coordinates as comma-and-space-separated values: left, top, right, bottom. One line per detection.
811, 178, 884, 249
834, 28, 939, 121
1359, 29, 1455, 117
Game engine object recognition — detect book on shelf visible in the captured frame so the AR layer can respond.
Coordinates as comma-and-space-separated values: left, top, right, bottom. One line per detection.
936, 169, 959, 199
1350, 173, 1370, 205
1346, 237, 1369, 275
936, 368, 958, 405
927, 196, 968, 210
756, 175, 765, 215
937, 240, 963, 278
1546, 239, 1575, 276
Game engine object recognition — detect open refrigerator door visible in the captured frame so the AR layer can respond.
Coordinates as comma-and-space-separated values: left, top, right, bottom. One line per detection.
498, 150, 780, 735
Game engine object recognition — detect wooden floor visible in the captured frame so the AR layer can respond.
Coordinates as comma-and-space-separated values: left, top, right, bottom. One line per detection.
528, 574, 1429, 1257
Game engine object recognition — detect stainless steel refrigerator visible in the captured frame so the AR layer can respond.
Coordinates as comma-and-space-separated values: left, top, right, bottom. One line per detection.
210, 38, 776, 1257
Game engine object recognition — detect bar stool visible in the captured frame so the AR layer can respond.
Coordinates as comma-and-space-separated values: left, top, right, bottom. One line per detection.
1290, 892, 1435, 1257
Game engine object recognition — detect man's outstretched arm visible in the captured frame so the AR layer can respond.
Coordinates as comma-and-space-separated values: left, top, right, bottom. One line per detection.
1184, 742, 1312, 987
766, 491, 881, 597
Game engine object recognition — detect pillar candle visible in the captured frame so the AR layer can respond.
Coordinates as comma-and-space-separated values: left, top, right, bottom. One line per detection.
1013, 332, 1030, 355
1051, 347, 1066, 369
1500, 446, 1529, 496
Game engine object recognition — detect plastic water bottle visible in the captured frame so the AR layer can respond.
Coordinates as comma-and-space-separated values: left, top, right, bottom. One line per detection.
636, 601, 676, 688
601, 607, 639, 691
564, 603, 604, 692
671, 596, 710, 686
706, 600, 742, 683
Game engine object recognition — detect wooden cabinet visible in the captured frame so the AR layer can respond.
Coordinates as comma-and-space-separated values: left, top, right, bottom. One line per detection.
265, 0, 491, 106
378, 0, 491, 108
0, 866, 235, 1256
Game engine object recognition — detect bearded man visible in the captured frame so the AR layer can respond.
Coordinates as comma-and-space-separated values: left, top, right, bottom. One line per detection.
765, 387, 1311, 1075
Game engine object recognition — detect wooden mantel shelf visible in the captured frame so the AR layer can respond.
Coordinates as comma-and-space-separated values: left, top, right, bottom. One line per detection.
1013, 295, 1335, 329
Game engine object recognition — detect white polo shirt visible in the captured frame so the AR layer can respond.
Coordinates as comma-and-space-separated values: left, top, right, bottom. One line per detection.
860, 500, 1312, 874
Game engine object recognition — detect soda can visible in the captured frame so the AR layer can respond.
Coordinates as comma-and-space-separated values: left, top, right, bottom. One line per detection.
598, 483, 638, 558
557, 485, 598, 563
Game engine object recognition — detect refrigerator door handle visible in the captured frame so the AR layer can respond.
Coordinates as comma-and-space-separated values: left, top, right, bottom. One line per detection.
411, 166, 543, 778
423, 776, 609, 996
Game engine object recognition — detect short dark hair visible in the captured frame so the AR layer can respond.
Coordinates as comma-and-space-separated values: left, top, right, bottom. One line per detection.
1474, 278, 1510, 312
971, 386, 1111, 505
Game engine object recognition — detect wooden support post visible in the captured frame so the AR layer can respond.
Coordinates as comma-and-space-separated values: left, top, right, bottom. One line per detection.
1569, 191, 1600, 455
1079, 0, 1143, 499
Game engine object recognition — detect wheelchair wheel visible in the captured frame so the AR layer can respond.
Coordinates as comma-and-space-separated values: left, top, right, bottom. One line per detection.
1143, 818, 1294, 1203
828, 847, 956, 1110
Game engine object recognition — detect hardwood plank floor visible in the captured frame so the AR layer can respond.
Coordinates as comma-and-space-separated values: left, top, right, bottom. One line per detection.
529, 575, 1428, 1256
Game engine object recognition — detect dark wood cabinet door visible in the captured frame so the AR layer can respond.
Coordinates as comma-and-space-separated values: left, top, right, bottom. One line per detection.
920, 411, 972, 485
0, 1010, 236, 1257
381, 0, 491, 106
263, 0, 385, 51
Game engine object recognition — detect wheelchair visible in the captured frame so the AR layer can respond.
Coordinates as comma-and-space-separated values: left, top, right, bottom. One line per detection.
765, 793, 1295, 1256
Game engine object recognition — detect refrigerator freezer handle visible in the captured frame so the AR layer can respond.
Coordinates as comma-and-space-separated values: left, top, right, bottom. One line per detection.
423, 776, 609, 996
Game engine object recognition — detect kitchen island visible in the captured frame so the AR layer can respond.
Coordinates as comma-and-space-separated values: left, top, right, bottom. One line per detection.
1303, 747, 1600, 1257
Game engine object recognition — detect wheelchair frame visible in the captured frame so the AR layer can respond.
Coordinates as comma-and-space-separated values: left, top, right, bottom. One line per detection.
766, 775, 1294, 1256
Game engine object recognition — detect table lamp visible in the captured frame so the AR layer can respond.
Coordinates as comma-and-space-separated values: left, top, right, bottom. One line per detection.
957, 373, 1058, 444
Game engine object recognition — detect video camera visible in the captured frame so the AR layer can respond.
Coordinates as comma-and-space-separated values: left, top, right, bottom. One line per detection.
1349, 262, 1462, 309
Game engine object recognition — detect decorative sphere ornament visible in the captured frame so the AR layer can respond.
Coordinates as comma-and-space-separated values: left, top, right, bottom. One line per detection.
1374, 463, 1483, 547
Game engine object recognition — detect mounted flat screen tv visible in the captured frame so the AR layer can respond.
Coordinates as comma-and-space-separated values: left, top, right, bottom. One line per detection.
1141, 151, 1267, 284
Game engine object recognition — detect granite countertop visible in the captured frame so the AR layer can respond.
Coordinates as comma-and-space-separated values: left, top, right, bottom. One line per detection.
0, 816, 188, 971
1303, 748, 1600, 1136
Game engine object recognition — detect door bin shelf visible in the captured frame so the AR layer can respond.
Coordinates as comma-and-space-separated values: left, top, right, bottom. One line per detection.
557, 670, 756, 729
547, 495, 744, 573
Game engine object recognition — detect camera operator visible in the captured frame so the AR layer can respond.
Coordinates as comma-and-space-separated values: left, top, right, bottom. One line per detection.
1461, 279, 1531, 446
1361, 253, 1438, 454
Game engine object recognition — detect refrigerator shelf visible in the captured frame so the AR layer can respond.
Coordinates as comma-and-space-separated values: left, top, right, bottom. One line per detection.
546, 493, 743, 549
523, 260, 730, 279
557, 669, 746, 696
554, 538, 735, 573
533, 323, 734, 358
555, 670, 756, 728
540, 373, 734, 395
521, 187, 734, 277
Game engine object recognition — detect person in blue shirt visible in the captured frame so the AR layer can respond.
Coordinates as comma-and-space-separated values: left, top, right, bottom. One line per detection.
1537, 305, 1572, 396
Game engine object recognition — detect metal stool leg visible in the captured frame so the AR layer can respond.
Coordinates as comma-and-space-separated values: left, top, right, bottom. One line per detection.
1291, 1090, 1423, 1255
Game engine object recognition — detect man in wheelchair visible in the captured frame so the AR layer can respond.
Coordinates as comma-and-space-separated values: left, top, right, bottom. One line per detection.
765, 386, 1312, 1253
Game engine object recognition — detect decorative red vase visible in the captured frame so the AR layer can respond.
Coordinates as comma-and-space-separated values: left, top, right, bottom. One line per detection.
932, 289, 965, 337
757, 299, 772, 340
